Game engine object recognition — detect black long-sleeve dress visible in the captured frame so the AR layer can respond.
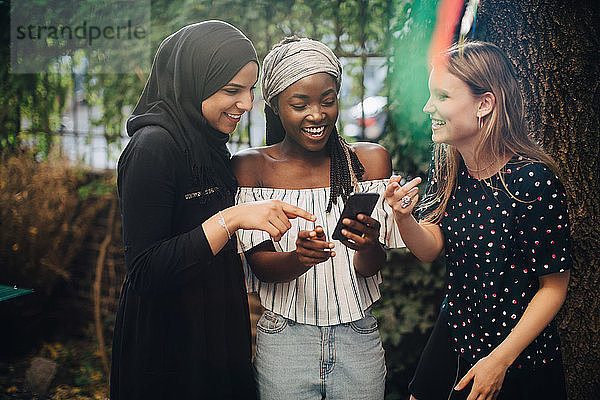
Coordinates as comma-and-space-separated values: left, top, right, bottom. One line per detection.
110, 126, 256, 399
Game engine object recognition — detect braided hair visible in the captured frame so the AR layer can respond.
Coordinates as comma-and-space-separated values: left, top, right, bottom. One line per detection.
265, 102, 365, 212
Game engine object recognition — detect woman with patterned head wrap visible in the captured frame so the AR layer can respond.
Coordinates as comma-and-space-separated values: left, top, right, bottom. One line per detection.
233, 37, 405, 399
110, 22, 315, 400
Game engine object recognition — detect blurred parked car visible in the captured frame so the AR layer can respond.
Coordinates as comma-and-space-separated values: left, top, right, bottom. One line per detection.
342, 96, 387, 142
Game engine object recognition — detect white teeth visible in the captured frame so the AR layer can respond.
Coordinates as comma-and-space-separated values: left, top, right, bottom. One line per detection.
431, 118, 446, 127
226, 113, 242, 120
303, 126, 325, 135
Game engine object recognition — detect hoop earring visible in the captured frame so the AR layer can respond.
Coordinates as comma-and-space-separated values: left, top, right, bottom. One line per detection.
478, 115, 483, 129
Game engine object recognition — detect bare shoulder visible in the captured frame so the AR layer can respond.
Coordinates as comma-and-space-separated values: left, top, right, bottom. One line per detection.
231, 147, 268, 186
350, 142, 391, 180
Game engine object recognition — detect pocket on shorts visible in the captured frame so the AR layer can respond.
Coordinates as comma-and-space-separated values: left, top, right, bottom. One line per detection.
257, 309, 288, 334
349, 311, 379, 334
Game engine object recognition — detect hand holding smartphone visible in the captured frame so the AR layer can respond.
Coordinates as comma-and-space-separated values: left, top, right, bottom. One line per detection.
331, 193, 379, 241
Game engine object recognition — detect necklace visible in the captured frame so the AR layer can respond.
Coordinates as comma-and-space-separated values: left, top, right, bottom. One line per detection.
464, 159, 495, 173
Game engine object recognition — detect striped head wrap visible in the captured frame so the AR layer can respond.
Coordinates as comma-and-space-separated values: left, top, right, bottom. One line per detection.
261, 38, 342, 109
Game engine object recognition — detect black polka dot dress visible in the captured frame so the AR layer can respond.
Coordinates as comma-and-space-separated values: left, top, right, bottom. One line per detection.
435, 156, 572, 372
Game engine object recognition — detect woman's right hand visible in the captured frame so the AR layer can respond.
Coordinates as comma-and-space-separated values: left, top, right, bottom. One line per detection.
226, 200, 316, 241
295, 226, 336, 267
383, 176, 444, 263
384, 176, 422, 219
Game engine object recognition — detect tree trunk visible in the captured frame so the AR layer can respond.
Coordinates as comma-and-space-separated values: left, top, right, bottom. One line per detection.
476, 1, 600, 398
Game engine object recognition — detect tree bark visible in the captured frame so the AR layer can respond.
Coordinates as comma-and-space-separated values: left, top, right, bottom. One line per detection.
476, 1, 600, 398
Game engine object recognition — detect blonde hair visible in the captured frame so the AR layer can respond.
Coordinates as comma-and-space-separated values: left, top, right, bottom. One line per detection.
421, 41, 557, 223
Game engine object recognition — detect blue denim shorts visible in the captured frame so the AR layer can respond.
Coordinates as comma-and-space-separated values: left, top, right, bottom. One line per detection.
254, 309, 386, 400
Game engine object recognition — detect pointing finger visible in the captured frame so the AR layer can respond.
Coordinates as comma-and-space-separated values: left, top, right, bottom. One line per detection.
281, 203, 316, 221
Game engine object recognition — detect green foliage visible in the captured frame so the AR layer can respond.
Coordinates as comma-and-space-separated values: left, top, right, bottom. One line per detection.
86, 72, 144, 145
0, 1, 73, 157
77, 175, 115, 200
1, 0, 406, 157
384, 0, 439, 178
377, 250, 444, 343
373, 248, 445, 399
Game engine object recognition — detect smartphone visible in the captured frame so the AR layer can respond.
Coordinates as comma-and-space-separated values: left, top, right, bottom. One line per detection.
331, 192, 380, 241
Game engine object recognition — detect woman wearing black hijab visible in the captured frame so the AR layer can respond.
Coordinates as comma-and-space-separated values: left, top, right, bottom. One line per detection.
110, 21, 315, 400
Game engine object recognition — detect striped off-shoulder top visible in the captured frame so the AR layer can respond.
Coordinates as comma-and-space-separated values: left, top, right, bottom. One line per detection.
236, 179, 404, 326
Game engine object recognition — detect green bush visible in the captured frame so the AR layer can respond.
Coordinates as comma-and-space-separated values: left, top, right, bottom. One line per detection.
374, 249, 445, 399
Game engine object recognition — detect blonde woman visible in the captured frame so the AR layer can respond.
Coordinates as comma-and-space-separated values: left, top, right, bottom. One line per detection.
385, 42, 571, 400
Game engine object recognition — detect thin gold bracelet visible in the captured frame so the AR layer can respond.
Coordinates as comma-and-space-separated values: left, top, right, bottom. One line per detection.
217, 210, 231, 240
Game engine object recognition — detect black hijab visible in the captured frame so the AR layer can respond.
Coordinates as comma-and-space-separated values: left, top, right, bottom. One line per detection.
127, 21, 258, 201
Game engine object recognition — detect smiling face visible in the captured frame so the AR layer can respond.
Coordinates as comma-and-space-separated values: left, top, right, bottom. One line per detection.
201, 61, 258, 134
276, 72, 339, 152
423, 68, 484, 151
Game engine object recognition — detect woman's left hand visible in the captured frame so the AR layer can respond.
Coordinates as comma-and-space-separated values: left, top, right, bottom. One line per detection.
339, 214, 381, 251
454, 355, 509, 400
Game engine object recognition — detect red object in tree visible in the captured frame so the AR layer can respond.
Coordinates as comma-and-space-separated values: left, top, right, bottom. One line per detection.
429, 0, 464, 76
